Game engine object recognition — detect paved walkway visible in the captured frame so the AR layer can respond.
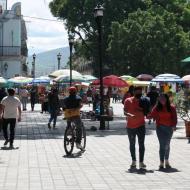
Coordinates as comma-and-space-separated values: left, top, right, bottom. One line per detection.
0, 103, 190, 190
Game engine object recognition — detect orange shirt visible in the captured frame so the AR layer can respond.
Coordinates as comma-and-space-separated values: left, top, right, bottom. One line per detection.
124, 97, 145, 128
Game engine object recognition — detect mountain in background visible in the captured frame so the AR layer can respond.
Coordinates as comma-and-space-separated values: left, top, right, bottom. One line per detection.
27, 47, 70, 77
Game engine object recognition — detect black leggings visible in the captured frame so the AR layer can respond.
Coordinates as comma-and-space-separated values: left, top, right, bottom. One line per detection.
127, 125, 145, 162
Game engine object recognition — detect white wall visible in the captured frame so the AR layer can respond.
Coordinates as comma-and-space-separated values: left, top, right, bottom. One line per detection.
3, 18, 21, 47
0, 60, 21, 78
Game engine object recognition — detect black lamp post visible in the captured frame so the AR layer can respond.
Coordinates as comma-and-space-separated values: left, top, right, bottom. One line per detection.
32, 53, 36, 78
94, 5, 105, 130
68, 34, 74, 86
57, 52, 62, 70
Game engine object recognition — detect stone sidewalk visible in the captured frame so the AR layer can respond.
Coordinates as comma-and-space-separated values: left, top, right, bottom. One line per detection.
0, 104, 190, 190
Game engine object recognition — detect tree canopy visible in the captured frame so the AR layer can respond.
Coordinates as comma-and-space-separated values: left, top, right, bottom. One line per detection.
49, 0, 190, 76
108, 6, 190, 76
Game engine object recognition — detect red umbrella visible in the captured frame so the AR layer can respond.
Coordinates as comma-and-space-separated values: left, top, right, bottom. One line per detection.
91, 75, 128, 87
136, 74, 153, 81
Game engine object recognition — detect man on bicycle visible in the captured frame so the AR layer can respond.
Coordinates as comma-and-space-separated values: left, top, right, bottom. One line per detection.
63, 86, 83, 150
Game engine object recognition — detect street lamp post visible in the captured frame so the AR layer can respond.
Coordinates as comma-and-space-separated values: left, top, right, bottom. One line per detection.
57, 52, 62, 70
32, 53, 36, 78
94, 5, 105, 130
68, 34, 74, 86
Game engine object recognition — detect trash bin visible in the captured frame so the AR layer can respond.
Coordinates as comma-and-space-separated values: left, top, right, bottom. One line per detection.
185, 120, 190, 137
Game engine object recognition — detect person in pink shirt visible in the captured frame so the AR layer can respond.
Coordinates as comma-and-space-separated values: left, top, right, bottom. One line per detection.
147, 93, 177, 170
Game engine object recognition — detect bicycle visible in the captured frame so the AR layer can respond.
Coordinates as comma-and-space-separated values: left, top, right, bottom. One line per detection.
63, 109, 86, 155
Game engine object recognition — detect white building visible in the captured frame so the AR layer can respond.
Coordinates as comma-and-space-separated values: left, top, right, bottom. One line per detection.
0, 1, 28, 79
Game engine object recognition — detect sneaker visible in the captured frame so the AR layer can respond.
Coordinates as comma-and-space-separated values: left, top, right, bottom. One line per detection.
76, 143, 83, 150
9, 144, 14, 149
165, 164, 172, 169
159, 165, 164, 170
139, 162, 146, 169
48, 123, 51, 129
130, 161, 136, 169
53, 125, 56, 129
4, 140, 9, 146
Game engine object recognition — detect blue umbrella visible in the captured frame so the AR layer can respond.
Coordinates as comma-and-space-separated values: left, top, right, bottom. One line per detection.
151, 73, 183, 83
32, 76, 51, 84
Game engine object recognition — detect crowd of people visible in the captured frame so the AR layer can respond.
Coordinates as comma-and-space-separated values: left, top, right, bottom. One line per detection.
0, 83, 179, 170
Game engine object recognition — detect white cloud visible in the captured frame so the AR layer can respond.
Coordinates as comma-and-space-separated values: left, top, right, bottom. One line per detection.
8, 0, 68, 54
28, 36, 68, 52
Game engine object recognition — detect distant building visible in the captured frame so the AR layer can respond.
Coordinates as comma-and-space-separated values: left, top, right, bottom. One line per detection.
0, 2, 28, 78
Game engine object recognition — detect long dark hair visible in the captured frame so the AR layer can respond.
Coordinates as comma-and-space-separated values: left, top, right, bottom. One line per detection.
156, 93, 171, 112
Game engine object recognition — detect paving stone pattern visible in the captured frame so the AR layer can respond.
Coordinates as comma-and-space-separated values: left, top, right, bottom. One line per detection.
0, 103, 190, 190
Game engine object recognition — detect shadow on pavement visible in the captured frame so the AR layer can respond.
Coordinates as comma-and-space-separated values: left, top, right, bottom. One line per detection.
0, 146, 19, 150
126, 168, 154, 175
156, 167, 180, 173
63, 150, 85, 158
0, 119, 155, 141
86, 127, 154, 137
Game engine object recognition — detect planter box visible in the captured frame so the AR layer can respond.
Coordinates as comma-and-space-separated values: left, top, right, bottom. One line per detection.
185, 121, 190, 137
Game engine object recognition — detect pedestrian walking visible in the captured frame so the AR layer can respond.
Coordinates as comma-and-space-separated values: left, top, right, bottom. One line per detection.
147, 93, 177, 170
48, 88, 60, 129
0, 88, 21, 148
124, 87, 146, 169
86, 87, 92, 106
30, 86, 37, 111
19, 87, 29, 111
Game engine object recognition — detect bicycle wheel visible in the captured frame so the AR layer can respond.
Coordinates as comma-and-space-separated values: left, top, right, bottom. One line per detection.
80, 124, 86, 150
64, 125, 75, 155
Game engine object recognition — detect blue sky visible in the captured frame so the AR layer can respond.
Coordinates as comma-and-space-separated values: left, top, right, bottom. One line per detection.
8, 0, 68, 55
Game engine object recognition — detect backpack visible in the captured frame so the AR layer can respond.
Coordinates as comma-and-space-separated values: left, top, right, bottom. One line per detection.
139, 96, 151, 116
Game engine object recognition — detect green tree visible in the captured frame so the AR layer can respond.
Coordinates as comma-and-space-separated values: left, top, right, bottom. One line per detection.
108, 6, 190, 76
49, 0, 190, 76
49, 0, 148, 76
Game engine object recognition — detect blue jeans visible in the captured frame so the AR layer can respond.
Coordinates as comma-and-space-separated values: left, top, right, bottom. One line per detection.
156, 125, 173, 162
127, 125, 145, 162
48, 109, 57, 126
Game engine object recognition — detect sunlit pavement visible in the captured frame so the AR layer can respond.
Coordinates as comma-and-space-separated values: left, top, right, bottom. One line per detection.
0, 102, 189, 190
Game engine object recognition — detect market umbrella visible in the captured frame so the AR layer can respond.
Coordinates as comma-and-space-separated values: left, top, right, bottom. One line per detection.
181, 56, 190, 63
53, 75, 85, 83
152, 73, 183, 83
49, 69, 82, 78
91, 75, 129, 87
120, 75, 138, 81
32, 76, 51, 84
8, 76, 33, 85
0, 77, 7, 87
0, 77, 7, 84
120, 75, 138, 85
182, 75, 190, 81
82, 75, 97, 81
75, 82, 90, 87
136, 74, 153, 81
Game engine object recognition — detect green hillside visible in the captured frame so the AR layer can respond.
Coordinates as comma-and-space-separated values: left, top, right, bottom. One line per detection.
27, 47, 69, 77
